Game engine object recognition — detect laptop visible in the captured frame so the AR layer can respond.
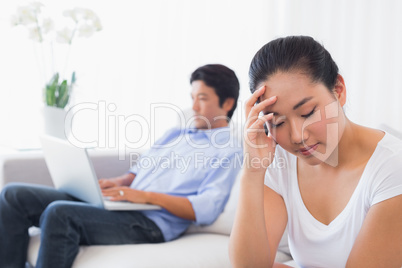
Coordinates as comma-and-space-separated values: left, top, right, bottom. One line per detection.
40, 135, 161, 211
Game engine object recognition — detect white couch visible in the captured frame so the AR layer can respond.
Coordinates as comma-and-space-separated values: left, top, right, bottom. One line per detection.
4, 124, 401, 267
1, 149, 294, 267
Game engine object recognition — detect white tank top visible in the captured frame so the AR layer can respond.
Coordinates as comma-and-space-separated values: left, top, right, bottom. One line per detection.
265, 133, 402, 268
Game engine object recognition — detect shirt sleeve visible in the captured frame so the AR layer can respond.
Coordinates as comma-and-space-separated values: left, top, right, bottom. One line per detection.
264, 168, 282, 195
371, 152, 402, 206
187, 151, 243, 225
264, 147, 288, 196
128, 163, 138, 175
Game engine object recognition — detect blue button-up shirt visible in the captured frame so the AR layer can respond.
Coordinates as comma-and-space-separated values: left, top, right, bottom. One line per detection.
128, 127, 243, 241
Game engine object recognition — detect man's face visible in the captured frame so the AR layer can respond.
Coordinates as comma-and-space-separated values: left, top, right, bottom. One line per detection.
191, 80, 229, 129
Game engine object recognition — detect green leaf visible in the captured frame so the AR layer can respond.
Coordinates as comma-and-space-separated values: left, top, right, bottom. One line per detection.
46, 84, 57, 106
56, 80, 69, 108
48, 73, 59, 87
43, 72, 76, 108
45, 73, 59, 106
71, 71, 76, 85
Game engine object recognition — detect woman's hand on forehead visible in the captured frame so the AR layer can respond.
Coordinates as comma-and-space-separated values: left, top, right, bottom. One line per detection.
245, 86, 277, 118
243, 85, 278, 172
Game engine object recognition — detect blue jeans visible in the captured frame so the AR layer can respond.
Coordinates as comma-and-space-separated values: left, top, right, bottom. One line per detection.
0, 183, 164, 268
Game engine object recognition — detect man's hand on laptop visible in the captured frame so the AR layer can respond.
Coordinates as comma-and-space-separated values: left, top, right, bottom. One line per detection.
98, 173, 136, 190
98, 178, 119, 189
102, 187, 148, 204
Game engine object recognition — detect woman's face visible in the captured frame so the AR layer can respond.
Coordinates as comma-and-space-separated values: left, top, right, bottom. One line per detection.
260, 71, 346, 166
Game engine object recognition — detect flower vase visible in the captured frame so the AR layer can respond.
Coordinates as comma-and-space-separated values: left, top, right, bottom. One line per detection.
42, 106, 70, 139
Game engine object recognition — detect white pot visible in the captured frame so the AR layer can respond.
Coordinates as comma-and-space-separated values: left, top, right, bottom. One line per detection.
42, 106, 70, 139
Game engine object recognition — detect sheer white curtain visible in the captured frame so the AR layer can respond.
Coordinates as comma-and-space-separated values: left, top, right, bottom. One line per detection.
266, 0, 402, 134
0, 0, 401, 150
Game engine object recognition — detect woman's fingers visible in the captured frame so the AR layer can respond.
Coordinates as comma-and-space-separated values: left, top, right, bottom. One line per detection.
245, 113, 273, 146
247, 113, 273, 132
244, 85, 266, 117
245, 97, 277, 130
243, 88, 279, 170
248, 96, 277, 119
244, 86, 277, 127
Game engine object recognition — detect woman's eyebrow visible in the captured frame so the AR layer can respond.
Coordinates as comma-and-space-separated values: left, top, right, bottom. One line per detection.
293, 96, 313, 110
263, 111, 279, 116
262, 96, 313, 115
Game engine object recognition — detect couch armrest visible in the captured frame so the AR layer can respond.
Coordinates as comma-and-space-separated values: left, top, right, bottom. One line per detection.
0, 150, 141, 189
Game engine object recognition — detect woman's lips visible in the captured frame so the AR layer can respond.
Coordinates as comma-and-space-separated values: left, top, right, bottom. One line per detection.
299, 143, 319, 156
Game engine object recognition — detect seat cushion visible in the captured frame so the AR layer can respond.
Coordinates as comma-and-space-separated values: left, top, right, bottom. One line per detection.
28, 230, 233, 268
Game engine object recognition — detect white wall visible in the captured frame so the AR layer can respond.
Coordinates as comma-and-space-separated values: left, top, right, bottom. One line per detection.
0, 0, 401, 150
270, 0, 402, 135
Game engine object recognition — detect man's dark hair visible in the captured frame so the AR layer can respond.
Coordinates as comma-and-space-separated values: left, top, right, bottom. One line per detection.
249, 36, 339, 94
190, 64, 240, 121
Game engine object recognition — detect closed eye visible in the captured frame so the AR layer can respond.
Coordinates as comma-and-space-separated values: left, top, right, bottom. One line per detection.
301, 106, 316, 118
270, 122, 284, 128
269, 115, 286, 128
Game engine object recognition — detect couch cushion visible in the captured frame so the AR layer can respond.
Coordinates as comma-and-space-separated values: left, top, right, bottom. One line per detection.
28, 229, 292, 267
28, 231, 233, 268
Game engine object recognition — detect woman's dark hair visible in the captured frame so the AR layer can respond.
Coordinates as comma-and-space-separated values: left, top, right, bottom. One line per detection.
249, 36, 339, 93
190, 64, 240, 121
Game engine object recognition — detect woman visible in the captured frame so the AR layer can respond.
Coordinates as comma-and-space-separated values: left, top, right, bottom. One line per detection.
229, 36, 402, 268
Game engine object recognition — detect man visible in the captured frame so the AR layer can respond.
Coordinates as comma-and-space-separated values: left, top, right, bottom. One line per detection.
0, 64, 242, 268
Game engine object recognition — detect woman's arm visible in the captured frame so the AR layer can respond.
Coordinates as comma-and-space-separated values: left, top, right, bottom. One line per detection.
229, 173, 288, 268
229, 170, 271, 267
229, 86, 288, 267
346, 195, 402, 267
264, 186, 289, 266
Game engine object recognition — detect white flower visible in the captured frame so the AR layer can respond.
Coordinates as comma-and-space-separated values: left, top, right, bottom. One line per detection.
63, 9, 78, 22
12, 2, 102, 92
62, 7, 102, 40
83, 8, 95, 20
16, 6, 37, 26
78, 23, 96, 38
75, 8, 91, 20
63, 7, 102, 33
56, 27, 73, 44
93, 18, 102, 31
65, 8, 86, 22
82, 9, 102, 31
42, 18, 54, 34
28, 27, 42, 42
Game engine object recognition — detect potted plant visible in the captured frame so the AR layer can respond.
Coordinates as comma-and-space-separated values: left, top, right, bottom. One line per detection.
41, 71, 76, 138
11, 2, 102, 138
45, 72, 76, 109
